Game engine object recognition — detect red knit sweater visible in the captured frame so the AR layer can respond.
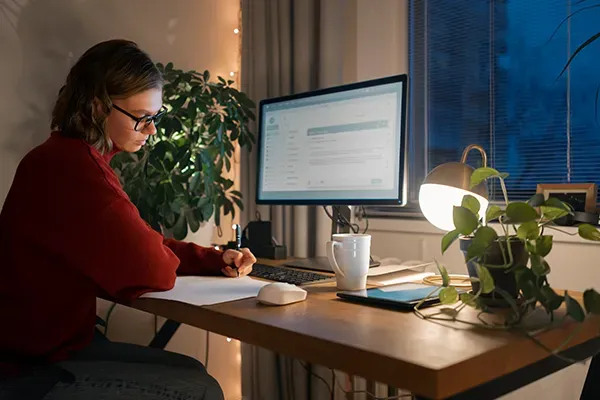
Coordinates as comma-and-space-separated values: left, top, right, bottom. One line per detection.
0, 132, 227, 373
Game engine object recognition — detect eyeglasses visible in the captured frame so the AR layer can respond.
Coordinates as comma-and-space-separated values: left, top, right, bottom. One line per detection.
112, 104, 167, 132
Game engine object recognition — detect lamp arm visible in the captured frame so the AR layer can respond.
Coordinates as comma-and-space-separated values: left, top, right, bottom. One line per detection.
460, 144, 488, 168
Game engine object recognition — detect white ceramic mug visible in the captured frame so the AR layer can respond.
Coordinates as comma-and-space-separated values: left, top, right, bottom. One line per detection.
326, 234, 371, 291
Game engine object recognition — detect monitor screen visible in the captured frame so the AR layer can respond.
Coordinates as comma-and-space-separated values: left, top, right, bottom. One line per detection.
256, 74, 407, 206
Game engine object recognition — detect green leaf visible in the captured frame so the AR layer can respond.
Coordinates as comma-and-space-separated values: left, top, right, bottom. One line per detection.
201, 202, 214, 221
223, 178, 234, 191
470, 167, 509, 189
565, 292, 586, 322
185, 208, 200, 232
172, 212, 188, 240
439, 286, 459, 305
169, 197, 186, 213
476, 264, 495, 294
441, 229, 460, 254
540, 286, 563, 311
461, 194, 481, 215
467, 226, 497, 261
435, 260, 450, 287
453, 206, 479, 235
190, 172, 202, 192
540, 206, 569, 222
515, 266, 537, 300
231, 196, 244, 211
535, 235, 553, 257
187, 102, 198, 120
540, 197, 571, 222
530, 255, 550, 277
485, 205, 505, 223
544, 197, 572, 211
459, 292, 477, 307
583, 289, 600, 314
223, 201, 233, 216
527, 193, 546, 207
171, 95, 187, 112
517, 221, 540, 241
196, 196, 211, 208
579, 224, 600, 241
505, 202, 538, 223
230, 190, 243, 198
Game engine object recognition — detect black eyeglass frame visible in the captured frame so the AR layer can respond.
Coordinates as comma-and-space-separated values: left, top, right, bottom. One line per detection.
112, 104, 167, 132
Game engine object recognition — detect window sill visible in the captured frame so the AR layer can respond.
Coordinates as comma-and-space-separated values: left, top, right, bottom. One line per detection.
368, 218, 600, 245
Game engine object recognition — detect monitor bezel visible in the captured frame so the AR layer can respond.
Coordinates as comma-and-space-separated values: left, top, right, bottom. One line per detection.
255, 74, 408, 206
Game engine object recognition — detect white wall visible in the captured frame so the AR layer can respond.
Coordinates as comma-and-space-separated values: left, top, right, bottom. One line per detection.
0, 0, 240, 207
352, 1, 596, 398
1, 1, 242, 398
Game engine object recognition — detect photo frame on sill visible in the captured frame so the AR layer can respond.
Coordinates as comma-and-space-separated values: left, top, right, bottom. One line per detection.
536, 183, 598, 213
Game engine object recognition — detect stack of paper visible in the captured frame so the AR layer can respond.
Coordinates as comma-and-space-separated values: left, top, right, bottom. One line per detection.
367, 261, 434, 286
140, 276, 269, 306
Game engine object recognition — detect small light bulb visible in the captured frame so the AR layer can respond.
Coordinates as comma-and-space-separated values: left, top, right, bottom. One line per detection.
229, 71, 235, 77
226, 337, 232, 342
233, 28, 240, 34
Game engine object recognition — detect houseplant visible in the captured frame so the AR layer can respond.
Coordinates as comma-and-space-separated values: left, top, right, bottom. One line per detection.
427, 167, 600, 328
111, 62, 256, 240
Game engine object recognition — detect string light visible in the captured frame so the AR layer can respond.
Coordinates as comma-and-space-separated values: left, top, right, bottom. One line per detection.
227, 337, 232, 342
233, 28, 240, 34
229, 71, 235, 77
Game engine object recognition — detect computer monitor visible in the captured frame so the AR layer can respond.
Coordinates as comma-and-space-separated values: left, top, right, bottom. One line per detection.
256, 74, 408, 206
255, 74, 408, 272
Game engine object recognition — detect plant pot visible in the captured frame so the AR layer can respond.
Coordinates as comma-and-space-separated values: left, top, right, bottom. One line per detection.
459, 238, 527, 307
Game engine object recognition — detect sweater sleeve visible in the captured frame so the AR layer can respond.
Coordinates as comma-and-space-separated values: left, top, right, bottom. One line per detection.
66, 196, 181, 301
163, 239, 229, 276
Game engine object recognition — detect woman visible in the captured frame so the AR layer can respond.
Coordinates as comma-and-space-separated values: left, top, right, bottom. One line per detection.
0, 39, 255, 399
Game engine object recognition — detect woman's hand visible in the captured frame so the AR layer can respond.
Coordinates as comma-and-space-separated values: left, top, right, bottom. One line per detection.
221, 248, 256, 277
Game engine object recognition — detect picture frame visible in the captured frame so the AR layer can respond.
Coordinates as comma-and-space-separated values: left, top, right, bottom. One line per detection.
536, 183, 598, 213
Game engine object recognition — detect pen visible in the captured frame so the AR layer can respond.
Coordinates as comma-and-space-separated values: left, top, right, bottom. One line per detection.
232, 224, 241, 277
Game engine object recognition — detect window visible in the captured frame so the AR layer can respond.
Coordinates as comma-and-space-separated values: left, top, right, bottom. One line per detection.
367, 0, 600, 218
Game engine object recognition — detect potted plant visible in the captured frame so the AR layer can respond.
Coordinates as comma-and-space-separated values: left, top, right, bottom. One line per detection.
432, 167, 600, 327
111, 63, 256, 240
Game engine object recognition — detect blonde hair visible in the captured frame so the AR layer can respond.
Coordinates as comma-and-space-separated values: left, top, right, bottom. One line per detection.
51, 39, 163, 154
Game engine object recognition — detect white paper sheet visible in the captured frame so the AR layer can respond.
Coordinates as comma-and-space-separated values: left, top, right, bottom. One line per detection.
140, 276, 269, 306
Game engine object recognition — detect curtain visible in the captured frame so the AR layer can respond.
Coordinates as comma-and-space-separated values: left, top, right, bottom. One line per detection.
239, 0, 350, 259
239, 0, 354, 398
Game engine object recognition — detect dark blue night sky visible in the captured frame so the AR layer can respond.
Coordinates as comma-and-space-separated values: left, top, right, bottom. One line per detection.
418, 0, 600, 200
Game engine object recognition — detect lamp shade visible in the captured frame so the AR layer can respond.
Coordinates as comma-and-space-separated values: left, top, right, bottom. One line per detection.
419, 160, 489, 232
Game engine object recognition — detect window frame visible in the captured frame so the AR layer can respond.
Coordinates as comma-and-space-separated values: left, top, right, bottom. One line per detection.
363, 0, 428, 219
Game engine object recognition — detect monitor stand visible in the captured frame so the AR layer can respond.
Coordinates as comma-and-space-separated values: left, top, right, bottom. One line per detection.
283, 206, 380, 272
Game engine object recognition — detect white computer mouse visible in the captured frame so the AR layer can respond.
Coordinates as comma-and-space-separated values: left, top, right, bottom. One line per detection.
256, 282, 307, 306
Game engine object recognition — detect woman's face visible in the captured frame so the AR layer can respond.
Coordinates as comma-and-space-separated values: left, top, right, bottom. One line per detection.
106, 88, 163, 153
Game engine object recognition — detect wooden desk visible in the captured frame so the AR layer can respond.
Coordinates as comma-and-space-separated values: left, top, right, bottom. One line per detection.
128, 260, 600, 399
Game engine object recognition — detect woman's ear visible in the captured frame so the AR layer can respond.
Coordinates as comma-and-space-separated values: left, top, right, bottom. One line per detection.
92, 97, 110, 119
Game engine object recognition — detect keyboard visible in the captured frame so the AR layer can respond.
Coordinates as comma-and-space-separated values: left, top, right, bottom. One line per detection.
249, 263, 332, 286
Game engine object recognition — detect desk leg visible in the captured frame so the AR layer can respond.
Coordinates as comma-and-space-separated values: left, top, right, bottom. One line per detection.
149, 319, 181, 349
581, 354, 600, 399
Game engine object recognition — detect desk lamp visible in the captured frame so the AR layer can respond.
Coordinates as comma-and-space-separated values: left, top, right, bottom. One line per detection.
419, 144, 489, 231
